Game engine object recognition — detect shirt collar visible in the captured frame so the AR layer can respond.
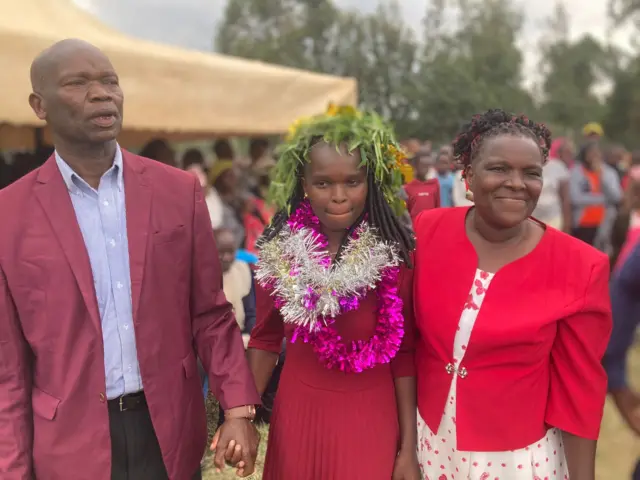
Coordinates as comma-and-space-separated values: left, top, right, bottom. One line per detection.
55, 145, 124, 192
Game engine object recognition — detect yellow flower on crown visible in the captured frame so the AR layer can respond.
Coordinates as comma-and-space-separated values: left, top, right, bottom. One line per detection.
326, 103, 359, 118
383, 143, 409, 169
287, 116, 309, 140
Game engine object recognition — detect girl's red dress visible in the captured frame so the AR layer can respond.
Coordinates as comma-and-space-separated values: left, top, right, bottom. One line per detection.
248, 264, 415, 480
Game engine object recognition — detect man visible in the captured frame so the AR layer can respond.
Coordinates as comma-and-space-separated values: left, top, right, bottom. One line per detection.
434, 150, 454, 207
0, 39, 260, 480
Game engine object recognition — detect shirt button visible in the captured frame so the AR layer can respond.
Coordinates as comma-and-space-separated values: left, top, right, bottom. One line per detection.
116, 282, 123, 289
103, 200, 109, 206
123, 324, 129, 330
109, 239, 116, 247
99, 393, 106, 403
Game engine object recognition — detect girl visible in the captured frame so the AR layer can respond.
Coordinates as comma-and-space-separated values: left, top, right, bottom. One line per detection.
247, 105, 420, 479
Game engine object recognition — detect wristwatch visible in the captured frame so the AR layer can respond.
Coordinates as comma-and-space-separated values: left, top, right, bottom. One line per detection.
224, 405, 256, 421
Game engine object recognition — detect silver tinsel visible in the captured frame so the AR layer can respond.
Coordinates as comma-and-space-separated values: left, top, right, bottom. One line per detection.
256, 223, 400, 331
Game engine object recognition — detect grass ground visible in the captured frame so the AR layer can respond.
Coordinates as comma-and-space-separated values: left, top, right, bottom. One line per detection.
204, 343, 640, 480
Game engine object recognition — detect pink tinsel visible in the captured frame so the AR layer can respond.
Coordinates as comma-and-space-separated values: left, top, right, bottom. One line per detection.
280, 200, 404, 373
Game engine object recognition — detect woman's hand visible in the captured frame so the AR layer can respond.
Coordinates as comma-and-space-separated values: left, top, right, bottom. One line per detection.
392, 448, 421, 480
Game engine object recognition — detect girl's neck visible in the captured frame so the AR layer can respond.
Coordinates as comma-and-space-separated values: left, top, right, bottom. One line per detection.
322, 228, 348, 257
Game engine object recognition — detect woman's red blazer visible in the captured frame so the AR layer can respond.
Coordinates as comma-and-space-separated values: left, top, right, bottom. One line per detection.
414, 207, 612, 451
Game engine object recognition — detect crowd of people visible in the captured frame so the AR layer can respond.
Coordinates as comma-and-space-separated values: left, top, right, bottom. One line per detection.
0, 37, 639, 480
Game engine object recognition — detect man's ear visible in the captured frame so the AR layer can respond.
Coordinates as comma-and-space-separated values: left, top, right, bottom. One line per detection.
29, 93, 47, 121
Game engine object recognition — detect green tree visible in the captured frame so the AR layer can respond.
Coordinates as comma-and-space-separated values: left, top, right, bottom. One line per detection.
539, 1, 607, 133
215, 0, 420, 137
414, 0, 532, 142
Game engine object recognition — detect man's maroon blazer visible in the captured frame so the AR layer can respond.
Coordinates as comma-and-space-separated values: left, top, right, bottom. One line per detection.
0, 151, 261, 480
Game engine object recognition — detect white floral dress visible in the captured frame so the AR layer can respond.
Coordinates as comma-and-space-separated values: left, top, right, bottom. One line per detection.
417, 269, 569, 480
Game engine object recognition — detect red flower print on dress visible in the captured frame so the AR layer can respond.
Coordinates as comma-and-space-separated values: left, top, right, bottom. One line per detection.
438, 475, 447, 480
464, 293, 478, 310
480, 474, 490, 480
474, 279, 486, 295
480, 270, 489, 280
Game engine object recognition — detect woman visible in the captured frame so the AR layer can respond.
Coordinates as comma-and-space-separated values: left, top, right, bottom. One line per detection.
414, 109, 612, 480
611, 166, 640, 270
569, 141, 622, 251
248, 105, 419, 479
533, 137, 572, 232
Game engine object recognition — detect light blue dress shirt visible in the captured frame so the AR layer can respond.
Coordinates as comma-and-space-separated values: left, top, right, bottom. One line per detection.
56, 149, 142, 399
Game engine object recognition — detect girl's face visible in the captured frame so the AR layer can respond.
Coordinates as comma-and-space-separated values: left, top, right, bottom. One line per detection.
303, 142, 368, 233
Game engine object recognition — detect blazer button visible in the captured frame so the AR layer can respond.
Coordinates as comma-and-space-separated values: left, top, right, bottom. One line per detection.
99, 393, 106, 403
458, 366, 468, 379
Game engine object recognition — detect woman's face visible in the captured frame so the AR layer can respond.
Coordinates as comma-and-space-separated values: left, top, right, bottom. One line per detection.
215, 168, 238, 194
584, 144, 602, 169
466, 135, 544, 229
303, 142, 368, 233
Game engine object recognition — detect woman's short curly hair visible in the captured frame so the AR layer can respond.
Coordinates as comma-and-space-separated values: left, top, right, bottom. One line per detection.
452, 109, 552, 177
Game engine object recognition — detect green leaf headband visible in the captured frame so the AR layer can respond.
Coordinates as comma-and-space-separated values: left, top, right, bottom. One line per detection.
268, 104, 409, 215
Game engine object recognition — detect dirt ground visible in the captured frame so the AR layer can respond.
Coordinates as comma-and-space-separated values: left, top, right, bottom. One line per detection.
205, 344, 640, 480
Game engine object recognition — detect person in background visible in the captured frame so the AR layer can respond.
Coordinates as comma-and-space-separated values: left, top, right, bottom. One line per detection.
623, 151, 640, 191
207, 160, 245, 241
0, 154, 8, 189
404, 151, 441, 219
611, 167, 640, 270
215, 228, 255, 345
200, 228, 257, 400
139, 138, 176, 167
533, 137, 572, 231
434, 150, 454, 207
605, 197, 640, 479
182, 148, 206, 170
606, 144, 628, 182
570, 140, 622, 251
448, 143, 474, 207
209, 227, 285, 426
213, 138, 235, 163
583, 122, 604, 142
402, 138, 422, 158
239, 191, 273, 255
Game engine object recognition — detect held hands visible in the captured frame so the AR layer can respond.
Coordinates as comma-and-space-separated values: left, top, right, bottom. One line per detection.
210, 418, 260, 478
392, 448, 421, 480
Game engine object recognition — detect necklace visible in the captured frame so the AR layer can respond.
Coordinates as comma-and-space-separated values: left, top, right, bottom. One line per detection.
256, 200, 405, 373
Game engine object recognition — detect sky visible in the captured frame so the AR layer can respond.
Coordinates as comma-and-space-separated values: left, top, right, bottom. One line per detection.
72, 0, 632, 89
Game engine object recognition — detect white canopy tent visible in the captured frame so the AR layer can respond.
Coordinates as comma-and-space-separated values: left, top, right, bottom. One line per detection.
0, 0, 357, 149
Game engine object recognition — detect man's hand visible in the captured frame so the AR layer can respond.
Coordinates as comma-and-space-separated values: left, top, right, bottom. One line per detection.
210, 418, 260, 477
612, 388, 640, 436
392, 449, 421, 480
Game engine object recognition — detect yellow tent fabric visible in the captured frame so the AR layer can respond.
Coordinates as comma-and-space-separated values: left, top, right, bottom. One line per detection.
0, 0, 357, 149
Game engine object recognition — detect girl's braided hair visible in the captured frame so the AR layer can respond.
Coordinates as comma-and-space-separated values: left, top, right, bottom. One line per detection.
259, 105, 415, 266
452, 109, 552, 178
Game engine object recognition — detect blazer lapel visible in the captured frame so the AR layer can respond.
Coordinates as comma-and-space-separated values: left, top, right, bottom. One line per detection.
122, 151, 151, 325
34, 156, 102, 333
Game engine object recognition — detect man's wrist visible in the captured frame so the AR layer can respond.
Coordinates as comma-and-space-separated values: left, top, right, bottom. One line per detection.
224, 405, 256, 421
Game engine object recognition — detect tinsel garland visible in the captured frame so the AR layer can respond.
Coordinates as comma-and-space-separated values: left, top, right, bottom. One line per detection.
255, 200, 405, 373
